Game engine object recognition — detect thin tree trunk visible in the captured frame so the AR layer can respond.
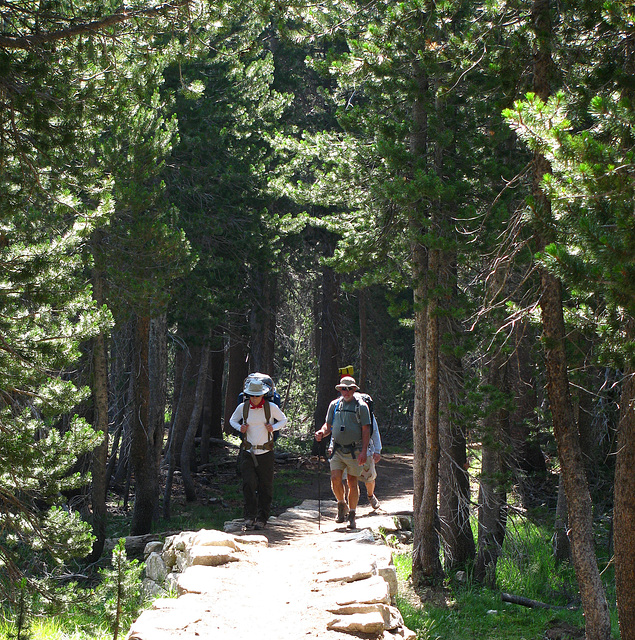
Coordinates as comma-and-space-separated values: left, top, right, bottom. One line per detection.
130, 314, 155, 535
438, 337, 474, 571
88, 266, 109, 561
249, 272, 276, 374
531, 2, 610, 636
181, 343, 211, 502
474, 355, 509, 587
359, 288, 369, 391
223, 325, 249, 433
200, 335, 224, 463
163, 340, 191, 519
615, 367, 635, 640
553, 473, 570, 562
410, 61, 428, 573
312, 248, 340, 457
413, 245, 443, 585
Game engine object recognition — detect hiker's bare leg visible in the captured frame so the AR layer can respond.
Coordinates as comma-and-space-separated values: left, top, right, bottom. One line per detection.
331, 469, 346, 502
365, 479, 376, 498
346, 475, 360, 510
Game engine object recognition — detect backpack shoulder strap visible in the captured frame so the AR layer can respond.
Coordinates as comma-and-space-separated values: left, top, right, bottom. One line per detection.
264, 400, 271, 423
242, 399, 250, 422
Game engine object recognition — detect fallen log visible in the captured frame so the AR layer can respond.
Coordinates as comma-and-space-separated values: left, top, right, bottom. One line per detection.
501, 592, 577, 610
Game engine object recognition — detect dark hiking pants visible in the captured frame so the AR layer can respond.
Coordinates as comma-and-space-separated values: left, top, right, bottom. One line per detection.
240, 450, 275, 522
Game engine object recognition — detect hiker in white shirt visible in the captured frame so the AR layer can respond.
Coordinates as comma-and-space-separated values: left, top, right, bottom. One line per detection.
229, 377, 287, 531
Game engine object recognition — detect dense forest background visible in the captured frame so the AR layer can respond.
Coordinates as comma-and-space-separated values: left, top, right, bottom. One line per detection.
1, 1, 634, 639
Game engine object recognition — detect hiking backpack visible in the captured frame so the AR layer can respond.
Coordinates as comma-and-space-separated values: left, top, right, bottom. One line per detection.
237, 372, 281, 408
237, 372, 282, 443
334, 392, 375, 435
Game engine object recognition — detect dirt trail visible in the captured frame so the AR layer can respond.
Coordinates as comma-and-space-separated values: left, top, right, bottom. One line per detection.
128, 454, 414, 640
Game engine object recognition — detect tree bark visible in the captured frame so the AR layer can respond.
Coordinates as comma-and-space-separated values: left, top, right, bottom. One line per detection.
413, 244, 443, 585
249, 271, 277, 375
88, 266, 109, 561
200, 336, 224, 464
312, 250, 340, 457
181, 342, 211, 502
438, 330, 474, 571
223, 325, 249, 433
410, 60, 431, 583
411, 231, 427, 529
163, 338, 193, 520
358, 288, 369, 391
615, 367, 635, 640
553, 472, 571, 561
130, 313, 164, 535
474, 352, 509, 588
531, 2, 610, 636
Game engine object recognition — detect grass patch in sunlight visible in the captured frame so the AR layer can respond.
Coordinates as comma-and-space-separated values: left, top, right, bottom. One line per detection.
392, 510, 620, 640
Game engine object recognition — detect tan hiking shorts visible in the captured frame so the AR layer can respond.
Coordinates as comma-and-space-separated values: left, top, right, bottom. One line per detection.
330, 448, 377, 483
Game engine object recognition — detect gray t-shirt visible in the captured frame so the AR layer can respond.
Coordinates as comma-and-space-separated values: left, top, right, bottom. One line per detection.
326, 394, 371, 446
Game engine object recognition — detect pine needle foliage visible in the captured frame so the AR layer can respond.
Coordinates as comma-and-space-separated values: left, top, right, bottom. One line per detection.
96, 539, 144, 640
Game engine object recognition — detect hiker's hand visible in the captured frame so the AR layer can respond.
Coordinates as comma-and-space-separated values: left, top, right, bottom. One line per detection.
357, 450, 367, 465
373, 453, 381, 463
315, 427, 326, 441
240, 423, 249, 434
265, 423, 273, 433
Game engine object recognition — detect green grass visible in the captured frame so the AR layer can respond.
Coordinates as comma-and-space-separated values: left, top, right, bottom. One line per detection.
392, 512, 620, 640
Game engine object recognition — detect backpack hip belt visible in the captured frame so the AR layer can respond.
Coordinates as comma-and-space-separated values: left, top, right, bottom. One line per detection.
240, 432, 274, 468
331, 441, 359, 460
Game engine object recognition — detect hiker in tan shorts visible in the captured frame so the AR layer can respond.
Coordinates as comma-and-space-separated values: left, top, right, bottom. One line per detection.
314, 376, 371, 530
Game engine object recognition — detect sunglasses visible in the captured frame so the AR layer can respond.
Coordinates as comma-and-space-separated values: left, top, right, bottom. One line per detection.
339, 386, 356, 391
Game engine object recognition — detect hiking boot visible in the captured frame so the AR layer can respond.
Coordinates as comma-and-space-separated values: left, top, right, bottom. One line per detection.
368, 494, 380, 510
347, 510, 357, 530
242, 519, 255, 531
254, 519, 266, 530
336, 501, 349, 523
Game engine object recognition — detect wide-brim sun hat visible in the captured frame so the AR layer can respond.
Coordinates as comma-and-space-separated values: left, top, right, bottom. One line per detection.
336, 376, 359, 390
244, 378, 270, 396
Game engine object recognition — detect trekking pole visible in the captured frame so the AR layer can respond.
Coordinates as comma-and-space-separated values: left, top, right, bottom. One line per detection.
316, 455, 322, 532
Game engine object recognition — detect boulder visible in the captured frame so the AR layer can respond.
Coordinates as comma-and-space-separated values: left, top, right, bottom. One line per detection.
145, 552, 168, 583
333, 575, 391, 606
317, 561, 376, 584
185, 545, 240, 568
191, 529, 241, 551
327, 611, 386, 635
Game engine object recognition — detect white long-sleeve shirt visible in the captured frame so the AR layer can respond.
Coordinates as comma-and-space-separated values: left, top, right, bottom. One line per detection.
229, 401, 288, 454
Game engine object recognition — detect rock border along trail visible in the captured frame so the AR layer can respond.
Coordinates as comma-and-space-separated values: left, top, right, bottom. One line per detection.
127, 454, 415, 640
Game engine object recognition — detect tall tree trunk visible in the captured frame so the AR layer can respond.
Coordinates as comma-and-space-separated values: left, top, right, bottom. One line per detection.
411, 231, 427, 531
200, 335, 224, 463
249, 272, 277, 375
413, 244, 443, 585
181, 342, 211, 502
149, 313, 167, 472
358, 288, 369, 391
223, 325, 249, 433
410, 61, 429, 580
438, 323, 474, 571
531, 2, 610, 636
88, 266, 109, 561
474, 353, 509, 588
312, 247, 340, 457
614, 28, 635, 637
615, 365, 635, 640
130, 313, 164, 535
507, 323, 547, 508
553, 472, 570, 561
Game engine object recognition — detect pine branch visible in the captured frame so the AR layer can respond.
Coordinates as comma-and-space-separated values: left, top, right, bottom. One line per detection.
0, 0, 191, 50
